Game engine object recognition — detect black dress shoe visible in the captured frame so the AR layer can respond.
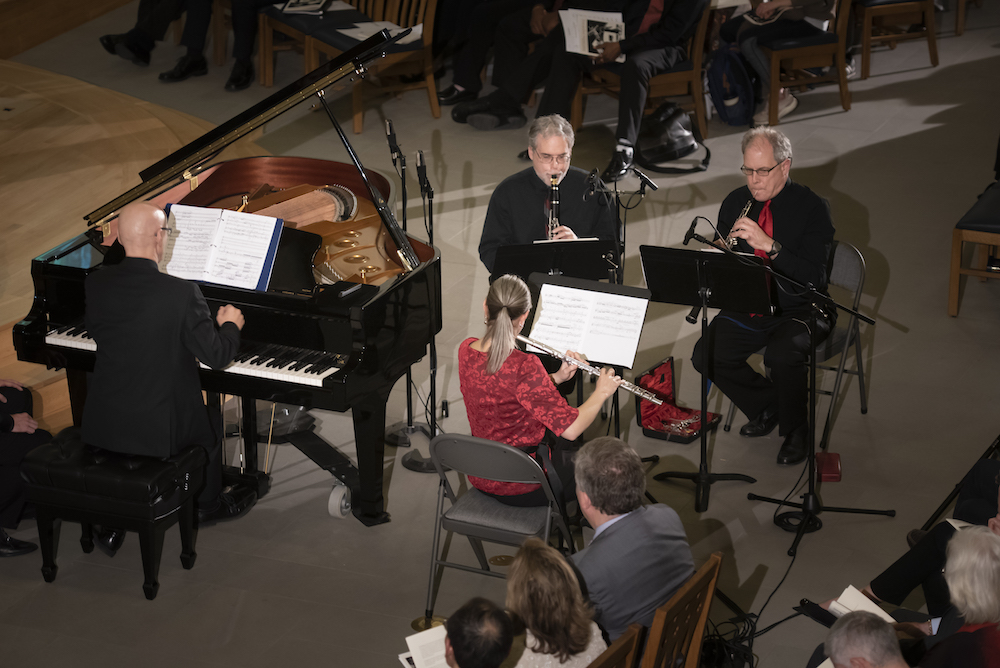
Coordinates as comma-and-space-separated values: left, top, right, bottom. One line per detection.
198, 487, 257, 526
452, 96, 496, 123
437, 85, 477, 106
776, 425, 809, 466
159, 54, 208, 83
95, 527, 126, 557
601, 148, 634, 182
99, 34, 126, 56
0, 528, 37, 558
225, 60, 255, 92
517, 149, 529, 161
467, 110, 527, 131
739, 408, 779, 438
114, 39, 150, 66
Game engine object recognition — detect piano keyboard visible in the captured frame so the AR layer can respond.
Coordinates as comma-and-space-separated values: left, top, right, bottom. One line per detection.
45, 324, 344, 387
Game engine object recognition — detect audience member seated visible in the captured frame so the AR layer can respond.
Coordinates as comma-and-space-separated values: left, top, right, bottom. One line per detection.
457, 274, 622, 508
719, 0, 836, 126
445, 597, 515, 668
0, 380, 52, 558
825, 611, 909, 668
437, 0, 539, 106
478, 115, 617, 274
918, 526, 1000, 667
100, 0, 214, 84
506, 537, 608, 667
531, 0, 708, 181
572, 436, 694, 641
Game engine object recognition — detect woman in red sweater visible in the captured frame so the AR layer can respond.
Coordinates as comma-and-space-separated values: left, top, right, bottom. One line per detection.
458, 275, 621, 507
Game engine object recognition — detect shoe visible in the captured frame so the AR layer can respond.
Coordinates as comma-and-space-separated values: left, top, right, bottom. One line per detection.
776, 425, 809, 466
467, 111, 527, 131
452, 96, 497, 123
99, 34, 125, 56
94, 527, 126, 557
437, 85, 477, 106
752, 101, 771, 126
159, 54, 208, 83
225, 60, 255, 91
906, 528, 928, 548
198, 487, 257, 526
114, 39, 150, 66
739, 409, 779, 438
776, 93, 798, 120
601, 146, 634, 182
0, 528, 37, 558
517, 149, 529, 161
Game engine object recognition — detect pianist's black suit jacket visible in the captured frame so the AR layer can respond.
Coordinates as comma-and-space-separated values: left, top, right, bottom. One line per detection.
82, 257, 241, 458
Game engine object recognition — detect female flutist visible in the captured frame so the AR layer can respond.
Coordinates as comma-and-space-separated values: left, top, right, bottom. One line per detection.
458, 275, 622, 507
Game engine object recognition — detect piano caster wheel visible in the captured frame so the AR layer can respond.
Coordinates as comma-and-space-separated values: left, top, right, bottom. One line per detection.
328, 484, 352, 519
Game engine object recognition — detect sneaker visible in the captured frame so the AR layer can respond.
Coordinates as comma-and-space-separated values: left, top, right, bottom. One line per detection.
777, 93, 799, 120
752, 101, 771, 126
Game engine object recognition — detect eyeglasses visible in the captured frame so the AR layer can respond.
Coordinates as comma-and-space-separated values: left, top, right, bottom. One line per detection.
535, 152, 571, 165
160, 227, 174, 237
740, 162, 783, 177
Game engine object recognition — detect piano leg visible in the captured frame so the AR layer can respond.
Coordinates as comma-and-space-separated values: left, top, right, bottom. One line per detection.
351, 393, 391, 526
220, 395, 272, 498
67, 368, 88, 427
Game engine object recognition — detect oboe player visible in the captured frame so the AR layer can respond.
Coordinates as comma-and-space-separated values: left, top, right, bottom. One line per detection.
458, 275, 622, 508
691, 127, 835, 467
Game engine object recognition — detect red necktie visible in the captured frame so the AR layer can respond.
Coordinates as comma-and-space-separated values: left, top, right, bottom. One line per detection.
638, 0, 664, 35
755, 200, 773, 265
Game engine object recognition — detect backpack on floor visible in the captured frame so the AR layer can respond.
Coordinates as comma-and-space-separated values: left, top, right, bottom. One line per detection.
635, 102, 711, 174
707, 41, 755, 127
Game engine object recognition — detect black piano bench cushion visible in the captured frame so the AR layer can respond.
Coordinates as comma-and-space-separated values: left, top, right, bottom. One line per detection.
20, 430, 206, 521
956, 181, 1000, 233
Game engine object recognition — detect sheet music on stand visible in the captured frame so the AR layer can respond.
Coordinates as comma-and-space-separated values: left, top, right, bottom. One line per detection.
526, 274, 651, 369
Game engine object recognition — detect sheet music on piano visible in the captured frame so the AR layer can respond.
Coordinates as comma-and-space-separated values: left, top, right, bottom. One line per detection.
161, 204, 283, 290
526, 275, 651, 369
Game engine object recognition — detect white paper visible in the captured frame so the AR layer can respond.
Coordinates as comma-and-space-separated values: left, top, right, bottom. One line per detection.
529, 283, 648, 368
404, 625, 448, 668
559, 9, 626, 63
325, 0, 355, 10
828, 585, 896, 624
337, 22, 422, 45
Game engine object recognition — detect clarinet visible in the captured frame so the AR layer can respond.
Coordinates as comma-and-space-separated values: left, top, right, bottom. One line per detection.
547, 174, 560, 240
516, 335, 663, 405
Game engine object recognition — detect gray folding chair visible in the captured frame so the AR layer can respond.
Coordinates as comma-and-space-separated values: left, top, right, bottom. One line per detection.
723, 240, 868, 450
423, 434, 574, 623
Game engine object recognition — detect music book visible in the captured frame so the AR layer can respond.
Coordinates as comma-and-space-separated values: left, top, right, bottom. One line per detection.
400, 624, 447, 668
527, 275, 651, 369
827, 585, 896, 623
161, 204, 283, 291
281, 0, 332, 15
742, 5, 792, 25
559, 9, 627, 63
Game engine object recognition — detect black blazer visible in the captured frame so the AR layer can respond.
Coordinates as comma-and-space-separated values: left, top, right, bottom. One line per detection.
82, 258, 240, 458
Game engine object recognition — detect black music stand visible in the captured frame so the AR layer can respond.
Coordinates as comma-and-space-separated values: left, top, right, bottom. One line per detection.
640, 245, 771, 512
491, 239, 618, 283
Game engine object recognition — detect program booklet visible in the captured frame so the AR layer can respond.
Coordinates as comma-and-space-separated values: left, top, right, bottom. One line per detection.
559, 9, 626, 63
160, 204, 283, 291
281, 0, 332, 14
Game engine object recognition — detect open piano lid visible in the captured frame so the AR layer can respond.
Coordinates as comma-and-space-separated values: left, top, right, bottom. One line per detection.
83, 29, 419, 273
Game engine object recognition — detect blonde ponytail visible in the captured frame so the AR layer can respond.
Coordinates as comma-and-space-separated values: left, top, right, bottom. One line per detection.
483, 275, 531, 374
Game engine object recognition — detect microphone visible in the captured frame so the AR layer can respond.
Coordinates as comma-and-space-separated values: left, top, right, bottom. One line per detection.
583, 168, 599, 200
415, 149, 427, 192
682, 217, 698, 245
385, 119, 400, 166
632, 166, 658, 191
685, 306, 701, 324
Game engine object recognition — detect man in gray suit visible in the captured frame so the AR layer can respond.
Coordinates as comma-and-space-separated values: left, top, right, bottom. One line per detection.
572, 436, 694, 641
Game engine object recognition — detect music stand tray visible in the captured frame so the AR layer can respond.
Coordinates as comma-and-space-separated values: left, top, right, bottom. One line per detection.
491, 239, 618, 283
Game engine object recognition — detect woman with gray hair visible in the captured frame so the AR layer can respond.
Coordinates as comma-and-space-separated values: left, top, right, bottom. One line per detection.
457, 275, 621, 507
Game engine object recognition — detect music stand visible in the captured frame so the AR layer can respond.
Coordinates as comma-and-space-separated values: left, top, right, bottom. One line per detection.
640, 245, 772, 512
491, 239, 618, 283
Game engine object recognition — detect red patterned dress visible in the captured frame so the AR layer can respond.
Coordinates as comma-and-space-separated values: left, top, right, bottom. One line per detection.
458, 338, 578, 497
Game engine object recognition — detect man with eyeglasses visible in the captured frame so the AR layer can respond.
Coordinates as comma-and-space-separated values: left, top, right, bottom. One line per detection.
82, 201, 256, 555
479, 114, 616, 273
691, 127, 835, 466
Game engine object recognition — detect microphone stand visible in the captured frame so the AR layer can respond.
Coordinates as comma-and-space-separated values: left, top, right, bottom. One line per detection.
400, 150, 440, 474
383, 121, 432, 451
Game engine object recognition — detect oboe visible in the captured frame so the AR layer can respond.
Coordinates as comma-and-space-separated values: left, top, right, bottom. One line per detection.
728, 199, 754, 248
547, 174, 560, 240
516, 335, 663, 405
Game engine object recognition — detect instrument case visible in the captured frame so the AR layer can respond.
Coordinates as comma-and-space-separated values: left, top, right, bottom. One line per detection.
634, 357, 721, 444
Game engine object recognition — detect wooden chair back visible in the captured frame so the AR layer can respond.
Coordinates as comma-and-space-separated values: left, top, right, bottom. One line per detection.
587, 624, 643, 668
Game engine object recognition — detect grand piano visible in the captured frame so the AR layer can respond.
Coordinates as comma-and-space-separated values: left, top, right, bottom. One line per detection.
13, 32, 442, 526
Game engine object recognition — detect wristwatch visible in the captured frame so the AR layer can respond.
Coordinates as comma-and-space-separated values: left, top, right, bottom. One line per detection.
767, 240, 782, 258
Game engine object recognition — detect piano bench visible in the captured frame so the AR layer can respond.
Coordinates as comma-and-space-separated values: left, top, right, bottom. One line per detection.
20, 429, 206, 600
949, 181, 1000, 317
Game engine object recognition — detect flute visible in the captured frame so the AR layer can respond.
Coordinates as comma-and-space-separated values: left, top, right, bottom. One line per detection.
728, 199, 753, 248
516, 335, 663, 405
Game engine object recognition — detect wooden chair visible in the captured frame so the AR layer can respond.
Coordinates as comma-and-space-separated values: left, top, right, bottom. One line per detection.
949, 181, 1000, 316
570, 0, 712, 140
640, 552, 723, 668
212, 0, 232, 66
758, 0, 853, 126
586, 624, 643, 668
858, 0, 938, 79
305, 0, 442, 132
955, 0, 984, 36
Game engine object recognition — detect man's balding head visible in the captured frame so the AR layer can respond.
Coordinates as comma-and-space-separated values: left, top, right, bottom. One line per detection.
118, 202, 167, 263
